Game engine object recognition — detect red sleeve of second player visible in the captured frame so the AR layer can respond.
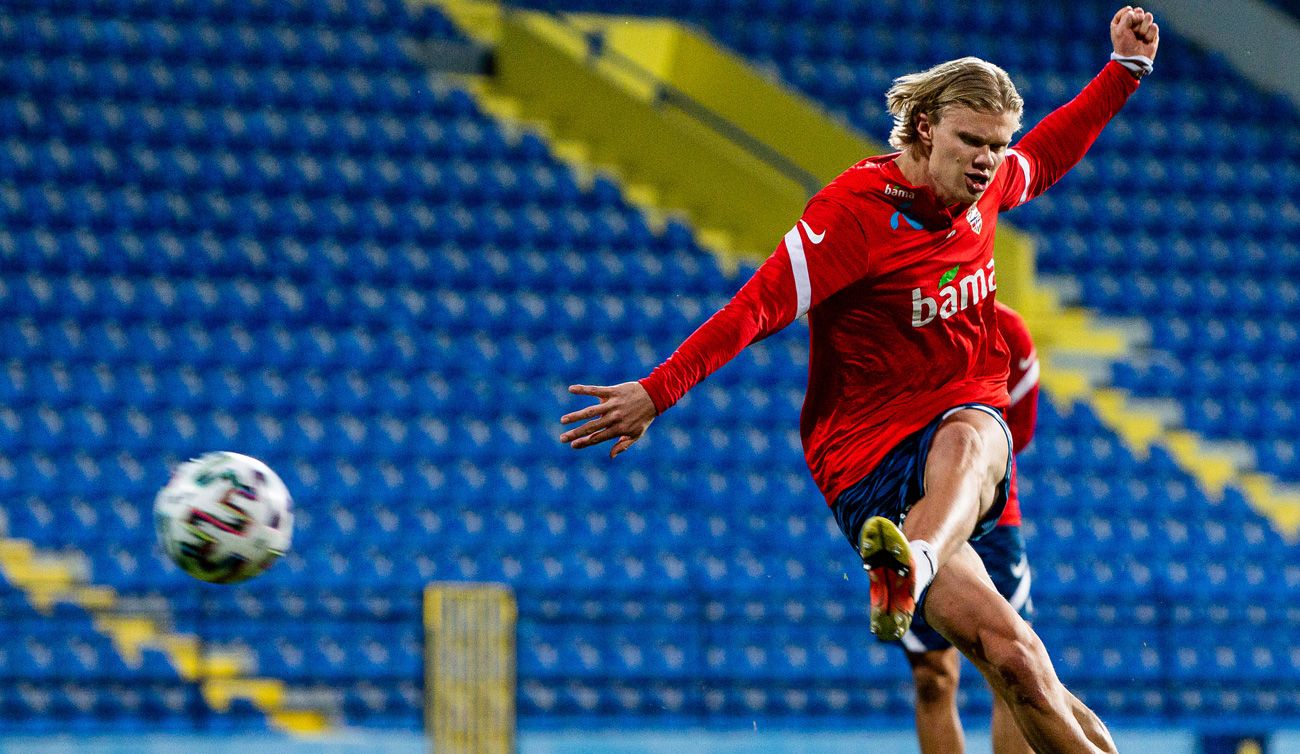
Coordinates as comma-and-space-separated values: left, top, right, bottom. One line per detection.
996, 302, 1040, 453
639, 198, 871, 415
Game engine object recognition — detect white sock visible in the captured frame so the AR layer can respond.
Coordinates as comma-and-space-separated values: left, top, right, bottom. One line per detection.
909, 539, 937, 602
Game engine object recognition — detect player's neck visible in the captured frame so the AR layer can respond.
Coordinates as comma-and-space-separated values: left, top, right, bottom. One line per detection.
894, 149, 961, 207
893, 148, 930, 189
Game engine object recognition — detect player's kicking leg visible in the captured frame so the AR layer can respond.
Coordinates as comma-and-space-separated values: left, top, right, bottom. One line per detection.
926, 545, 1117, 754
859, 406, 1115, 752
860, 406, 1007, 640
904, 644, 1042, 754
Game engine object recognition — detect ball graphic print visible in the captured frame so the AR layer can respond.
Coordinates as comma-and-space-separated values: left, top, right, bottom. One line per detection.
154, 452, 294, 584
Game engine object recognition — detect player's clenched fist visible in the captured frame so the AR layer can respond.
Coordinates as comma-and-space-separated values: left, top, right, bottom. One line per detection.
1111, 6, 1159, 60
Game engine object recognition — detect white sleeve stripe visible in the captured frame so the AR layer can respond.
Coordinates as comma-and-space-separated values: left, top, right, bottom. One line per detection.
1007, 148, 1031, 205
784, 224, 812, 318
1008, 358, 1040, 406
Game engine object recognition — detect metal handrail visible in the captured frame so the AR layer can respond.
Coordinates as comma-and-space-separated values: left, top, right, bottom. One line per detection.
509, 5, 824, 196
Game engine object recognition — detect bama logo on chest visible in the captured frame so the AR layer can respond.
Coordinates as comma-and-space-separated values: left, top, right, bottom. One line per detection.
911, 259, 997, 328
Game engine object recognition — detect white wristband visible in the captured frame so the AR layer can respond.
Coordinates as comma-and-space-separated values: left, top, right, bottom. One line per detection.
1110, 52, 1154, 79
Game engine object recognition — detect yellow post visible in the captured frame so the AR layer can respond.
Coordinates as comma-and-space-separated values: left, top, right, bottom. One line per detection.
424, 582, 517, 754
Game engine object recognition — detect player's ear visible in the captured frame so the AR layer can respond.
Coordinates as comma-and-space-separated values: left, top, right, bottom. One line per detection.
914, 112, 935, 148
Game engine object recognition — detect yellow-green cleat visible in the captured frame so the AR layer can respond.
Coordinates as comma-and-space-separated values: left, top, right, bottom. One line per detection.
857, 516, 917, 642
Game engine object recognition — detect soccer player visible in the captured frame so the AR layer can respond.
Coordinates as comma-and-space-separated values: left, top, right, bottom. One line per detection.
898, 301, 1039, 754
560, 8, 1158, 753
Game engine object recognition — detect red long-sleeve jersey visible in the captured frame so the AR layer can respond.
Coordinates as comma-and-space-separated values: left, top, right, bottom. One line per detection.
995, 301, 1039, 527
640, 61, 1138, 505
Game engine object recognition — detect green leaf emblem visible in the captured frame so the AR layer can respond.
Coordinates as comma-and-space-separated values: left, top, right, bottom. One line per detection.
939, 265, 959, 287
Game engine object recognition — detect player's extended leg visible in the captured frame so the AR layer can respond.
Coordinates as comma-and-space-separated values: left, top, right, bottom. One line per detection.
990, 677, 1034, 754
905, 647, 966, 754
1066, 689, 1118, 753
926, 545, 1117, 754
906, 407, 1010, 568
859, 407, 1010, 639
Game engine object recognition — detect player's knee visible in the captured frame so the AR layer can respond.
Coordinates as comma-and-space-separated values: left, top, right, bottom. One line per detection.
912, 660, 958, 706
933, 419, 988, 468
983, 627, 1056, 710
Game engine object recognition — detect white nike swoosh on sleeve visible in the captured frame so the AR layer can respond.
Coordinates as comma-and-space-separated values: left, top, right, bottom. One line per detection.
798, 219, 826, 244
1009, 359, 1040, 406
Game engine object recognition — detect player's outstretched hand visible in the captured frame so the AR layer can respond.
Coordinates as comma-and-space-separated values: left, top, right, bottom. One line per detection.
1111, 6, 1159, 61
560, 382, 657, 459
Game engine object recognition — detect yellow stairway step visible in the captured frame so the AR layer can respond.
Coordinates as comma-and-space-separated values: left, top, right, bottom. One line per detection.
201, 651, 247, 679
71, 585, 118, 611
431, 0, 503, 46
695, 227, 735, 260
152, 635, 247, 680
472, 88, 525, 122
10, 560, 78, 590
549, 138, 592, 165
1038, 364, 1093, 406
1264, 501, 1300, 538
95, 615, 160, 662
202, 678, 285, 712
96, 615, 159, 642
0, 538, 34, 565
159, 635, 202, 680
622, 181, 661, 209
1091, 388, 1164, 455
1163, 430, 1237, 495
269, 709, 332, 735
1040, 309, 1129, 357
1239, 474, 1300, 539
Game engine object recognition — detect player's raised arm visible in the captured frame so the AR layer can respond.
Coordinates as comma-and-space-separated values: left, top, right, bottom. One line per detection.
1111, 5, 1159, 62
559, 198, 871, 458
999, 6, 1159, 210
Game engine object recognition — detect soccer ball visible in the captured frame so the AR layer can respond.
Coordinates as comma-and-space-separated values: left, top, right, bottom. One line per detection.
154, 451, 294, 584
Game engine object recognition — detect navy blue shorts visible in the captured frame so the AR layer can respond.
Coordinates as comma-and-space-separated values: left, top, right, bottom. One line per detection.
898, 523, 1034, 652
831, 403, 1013, 616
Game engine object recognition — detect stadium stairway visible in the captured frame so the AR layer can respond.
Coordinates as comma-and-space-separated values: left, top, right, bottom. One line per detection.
441, 0, 976, 271
431, 0, 1300, 539
0, 535, 332, 733
1040, 350, 1300, 538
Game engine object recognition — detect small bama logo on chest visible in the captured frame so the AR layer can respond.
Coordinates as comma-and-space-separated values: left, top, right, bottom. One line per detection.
884, 184, 916, 201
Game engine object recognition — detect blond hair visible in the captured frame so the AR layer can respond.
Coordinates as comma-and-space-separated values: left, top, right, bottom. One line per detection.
886, 57, 1024, 150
